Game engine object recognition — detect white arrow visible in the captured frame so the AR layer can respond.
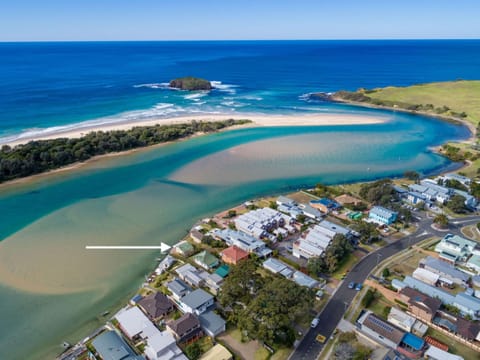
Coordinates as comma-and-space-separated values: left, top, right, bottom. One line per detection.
86, 242, 171, 253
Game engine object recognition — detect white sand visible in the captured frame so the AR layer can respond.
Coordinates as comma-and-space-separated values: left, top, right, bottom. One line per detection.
4, 112, 386, 147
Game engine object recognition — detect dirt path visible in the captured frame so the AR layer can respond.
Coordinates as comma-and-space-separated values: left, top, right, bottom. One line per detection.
218, 333, 260, 360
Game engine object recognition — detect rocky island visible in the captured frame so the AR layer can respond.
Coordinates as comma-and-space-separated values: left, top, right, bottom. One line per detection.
169, 76, 212, 90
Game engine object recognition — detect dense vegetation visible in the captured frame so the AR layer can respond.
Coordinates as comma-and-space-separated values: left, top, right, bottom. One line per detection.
218, 259, 314, 346
169, 77, 212, 90
0, 119, 250, 183
359, 179, 396, 206
307, 234, 353, 274
334, 332, 372, 360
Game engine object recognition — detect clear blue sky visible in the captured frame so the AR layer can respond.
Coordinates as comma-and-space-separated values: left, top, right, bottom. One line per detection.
1, 0, 479, 41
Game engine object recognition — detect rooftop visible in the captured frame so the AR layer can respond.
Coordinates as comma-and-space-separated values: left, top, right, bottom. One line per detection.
401, 332, 424, 351
215, 265, 230, 278
369, 205, 398, 218
167, 313, 200, 336
422, 256, 470, 282
138, 292, 173, 319
292, 271, 318, 288
194, 250, 219, 268
362, 312, 405, 345
221, 245, 249, 263
181, 289, 214, 310
92, 331, 144, 360
198, 311, 226, 335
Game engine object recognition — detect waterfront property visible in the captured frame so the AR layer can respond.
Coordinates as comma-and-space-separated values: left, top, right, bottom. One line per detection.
309, 198, 341, 214
173, 241, 195, 257
167, 278, 192, 301
114, 306, 186, 360
178, 289, 214, 315
408, 180, 452, 204
166, 313, 203, 344
334, 194, 363, 208
138, 292, 175, 322
193, 250, 219, 271
220, 245, 249, 265
434, 234, 478, 264
368, 206, 398, 225
175, 263, 209, 288
262, 257, 318, 288
92, 331, 145, 360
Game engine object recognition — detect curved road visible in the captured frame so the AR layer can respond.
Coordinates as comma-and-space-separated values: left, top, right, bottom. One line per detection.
289, 214, 480, 360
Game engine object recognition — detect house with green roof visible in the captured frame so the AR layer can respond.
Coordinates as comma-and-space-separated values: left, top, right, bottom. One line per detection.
173, 241, 195, 257
215, 265, 230, 278
194, 250, 219, 270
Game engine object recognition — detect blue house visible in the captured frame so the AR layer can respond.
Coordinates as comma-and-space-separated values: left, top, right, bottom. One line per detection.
407, 191, 426, 205
368, 206, 398, 225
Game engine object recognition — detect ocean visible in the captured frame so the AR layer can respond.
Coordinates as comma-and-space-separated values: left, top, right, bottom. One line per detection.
1, 40, 480, 141
0, 40, 477, 359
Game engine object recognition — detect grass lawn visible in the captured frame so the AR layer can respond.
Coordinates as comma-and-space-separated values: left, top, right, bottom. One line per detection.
363, 80, 480, 126
332, 252, 359, 280
254, 347, 271, 360
425, 327, 480, 360
270, 347, 292, 360
461, 225, 480, 241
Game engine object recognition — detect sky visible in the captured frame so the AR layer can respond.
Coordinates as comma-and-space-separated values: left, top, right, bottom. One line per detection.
1, 0, 479, 41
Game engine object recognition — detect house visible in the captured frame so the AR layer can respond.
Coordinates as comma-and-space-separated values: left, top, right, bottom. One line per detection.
166, 313, 202, 344
144, 330, 187, 360
263, 258, 294, 278
420, 256, 470, 286
221, 246, 249, 265
199, 344, 232, 360
407, 191, 427, 205
292, 221, 346, 260
190, 229, 205, 244
114, 307, 186, 360
432, 311, 480, 342
138, 292, 175, 321
368, 206, 398, 225
92, 331, 145, 360
301, 204, 323, 220
424, 346, 464, 360
276, 196, 297, 207
175, 263, 209, 288
452, 189, 477, 208
402, 277, 480, 319
198, 310, 226, 337
155, 255, 176, 275
334, 194, 363, 208
318, 220, 352, 238
193, 250, 219, 271
173, 241, 195, 257
178, 289, 214, 315
205, 273, 224, 294
166, 278, 191, 301
412, 268, 439, 286
388, 307, 416, 332
434, 234, 478, 264
398, 287, 441, 322
212, 229, 272, 257
215, 264, 230, 278
130, 294, 143, 306
309, 198, 341, 214
292, 271, 318, 288
358, 311, 406, 349
467, 255, 480, 273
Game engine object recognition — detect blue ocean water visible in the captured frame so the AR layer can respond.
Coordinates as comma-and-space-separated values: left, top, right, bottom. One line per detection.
1, 40, 480, 140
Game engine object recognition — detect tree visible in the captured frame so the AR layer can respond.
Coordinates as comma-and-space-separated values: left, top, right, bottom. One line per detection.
361, 289, 375, 307
404, 170, 420, 182
444, 179, 468, 191
351, 221, 380, 244
434, 214, 449, 228
334, 342, 355, 360
359, 179, 395, 205
446, 194, 466, 214
185, 342, 201, 360
307, 256, 326, 275
382, 268, 390, 278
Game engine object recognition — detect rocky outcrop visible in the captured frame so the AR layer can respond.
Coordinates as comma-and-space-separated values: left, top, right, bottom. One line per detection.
169, 77, 212, 90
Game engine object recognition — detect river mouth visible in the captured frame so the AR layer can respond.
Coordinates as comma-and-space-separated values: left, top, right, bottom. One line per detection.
0, 111, 470, 359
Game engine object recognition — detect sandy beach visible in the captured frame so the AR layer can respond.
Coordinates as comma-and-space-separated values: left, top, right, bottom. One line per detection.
3, 112, 387, 147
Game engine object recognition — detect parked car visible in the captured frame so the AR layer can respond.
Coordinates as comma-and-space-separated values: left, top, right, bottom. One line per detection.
286, 245, 293, 252
311, 318, 319, 328
315, 334, 326, 343
355, 283, 363, 291
348, 282, 355, 289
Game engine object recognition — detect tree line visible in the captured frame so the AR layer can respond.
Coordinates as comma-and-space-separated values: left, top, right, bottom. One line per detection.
0, 119, 250, 183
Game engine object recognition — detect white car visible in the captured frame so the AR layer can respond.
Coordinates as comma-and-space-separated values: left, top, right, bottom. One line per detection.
311, 318, 319, 328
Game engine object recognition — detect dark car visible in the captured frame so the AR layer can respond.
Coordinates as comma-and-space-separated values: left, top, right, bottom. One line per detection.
348, 281, 355, 289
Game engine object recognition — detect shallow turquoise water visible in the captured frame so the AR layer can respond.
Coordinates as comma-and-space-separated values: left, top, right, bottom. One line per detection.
0, 110, 469, 359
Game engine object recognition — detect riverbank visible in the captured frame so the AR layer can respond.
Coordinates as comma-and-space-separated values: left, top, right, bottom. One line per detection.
2, 112, 386, 147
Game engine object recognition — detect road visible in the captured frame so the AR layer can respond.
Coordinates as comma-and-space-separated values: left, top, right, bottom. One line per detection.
289, 213, 480, 360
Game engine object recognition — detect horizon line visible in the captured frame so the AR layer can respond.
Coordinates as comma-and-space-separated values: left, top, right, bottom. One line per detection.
1, 38, 480, 43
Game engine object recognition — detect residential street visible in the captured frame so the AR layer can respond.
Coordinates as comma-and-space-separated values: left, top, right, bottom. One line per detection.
289, 213, 480, 360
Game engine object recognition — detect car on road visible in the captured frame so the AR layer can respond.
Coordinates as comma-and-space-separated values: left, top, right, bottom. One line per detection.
286, 245, 293, 252
315, 334, 326, 343
355, 283, 363, 291
311, 318, 319, 328
348, 281, 355, 289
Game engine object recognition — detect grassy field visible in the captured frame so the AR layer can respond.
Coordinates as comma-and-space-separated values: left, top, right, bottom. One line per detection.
351, 80, 480, 126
